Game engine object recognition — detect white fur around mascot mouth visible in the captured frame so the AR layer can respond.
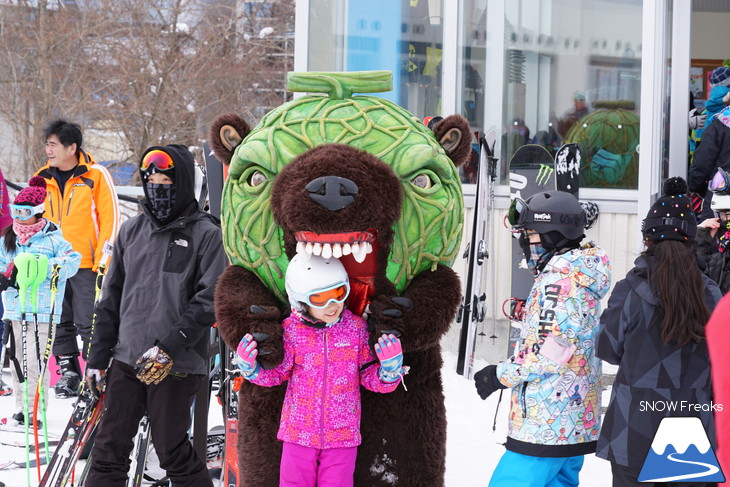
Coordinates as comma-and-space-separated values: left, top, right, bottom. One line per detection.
294, 230, 377, 263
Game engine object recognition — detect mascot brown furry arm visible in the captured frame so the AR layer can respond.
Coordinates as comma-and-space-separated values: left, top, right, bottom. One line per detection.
211, 70, 471, 486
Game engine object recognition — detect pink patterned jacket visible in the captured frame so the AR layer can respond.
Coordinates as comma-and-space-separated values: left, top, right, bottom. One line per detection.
250, 308, 399, 449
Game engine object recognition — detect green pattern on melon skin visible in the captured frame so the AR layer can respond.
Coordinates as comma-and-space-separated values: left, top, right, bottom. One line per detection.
222, 94, 464, 302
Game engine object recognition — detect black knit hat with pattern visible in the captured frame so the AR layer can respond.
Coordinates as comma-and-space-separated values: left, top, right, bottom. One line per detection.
642, 177, 696, 243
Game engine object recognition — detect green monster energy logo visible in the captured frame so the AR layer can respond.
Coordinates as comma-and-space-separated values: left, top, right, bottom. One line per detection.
536, 164, 555, 187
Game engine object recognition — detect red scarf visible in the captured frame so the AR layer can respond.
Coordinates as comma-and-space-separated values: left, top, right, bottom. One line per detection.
13, 218, 46, 245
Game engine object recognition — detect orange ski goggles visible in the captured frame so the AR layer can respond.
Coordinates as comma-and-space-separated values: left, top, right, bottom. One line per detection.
305, 282, 350, 309
141, 150, 174, 172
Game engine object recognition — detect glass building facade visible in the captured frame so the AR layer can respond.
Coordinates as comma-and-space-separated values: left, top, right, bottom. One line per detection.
294, 0, 691, 364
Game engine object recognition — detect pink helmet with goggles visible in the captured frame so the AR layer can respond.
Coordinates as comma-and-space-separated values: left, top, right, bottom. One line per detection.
285, 254, 350, 312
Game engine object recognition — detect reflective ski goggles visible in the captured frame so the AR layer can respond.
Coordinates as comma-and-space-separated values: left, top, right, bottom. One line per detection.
141, 150, 174, 172
303, 282, 350, 309
709, 168, 730, 194
507, 198, 529, 228
9, 203, 44, 221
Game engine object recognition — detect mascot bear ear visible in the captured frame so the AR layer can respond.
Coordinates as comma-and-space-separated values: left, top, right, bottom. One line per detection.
209, 113, 252, 166
432, 114, 472, 168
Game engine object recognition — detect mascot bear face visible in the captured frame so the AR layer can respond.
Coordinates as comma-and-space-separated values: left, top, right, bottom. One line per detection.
211, 71, 471, 307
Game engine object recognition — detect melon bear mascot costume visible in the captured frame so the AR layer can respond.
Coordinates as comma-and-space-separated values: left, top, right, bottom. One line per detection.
211, 71, 471, 486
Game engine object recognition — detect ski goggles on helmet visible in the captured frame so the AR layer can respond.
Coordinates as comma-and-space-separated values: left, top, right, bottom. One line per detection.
9, 203, 44, 221
141, 150, 174, 172
709, 168, 730, 195
303, 282, 350, 309
507, 198, 529, 228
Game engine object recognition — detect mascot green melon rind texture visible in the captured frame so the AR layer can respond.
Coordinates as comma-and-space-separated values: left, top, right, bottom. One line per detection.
565, 100, 640, 189
212, 71, 472, 487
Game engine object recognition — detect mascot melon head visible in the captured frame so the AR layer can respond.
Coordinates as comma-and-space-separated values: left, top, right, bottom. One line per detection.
212, 71, 472, 302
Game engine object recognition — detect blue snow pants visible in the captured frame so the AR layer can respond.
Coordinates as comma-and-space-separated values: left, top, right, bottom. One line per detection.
488, 450, 584, 487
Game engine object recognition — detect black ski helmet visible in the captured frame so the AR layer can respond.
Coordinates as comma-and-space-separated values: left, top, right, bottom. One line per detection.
510, 190, 586, 249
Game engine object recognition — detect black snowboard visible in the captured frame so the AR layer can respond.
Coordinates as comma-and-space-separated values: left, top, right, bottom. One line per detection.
506, 144, 556, 356
555, 143, 581, 197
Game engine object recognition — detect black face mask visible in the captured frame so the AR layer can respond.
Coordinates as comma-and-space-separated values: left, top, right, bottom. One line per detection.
146, 183, 176, 223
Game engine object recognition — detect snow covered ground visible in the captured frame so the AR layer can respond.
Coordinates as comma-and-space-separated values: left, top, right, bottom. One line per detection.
0, 352, 612, 486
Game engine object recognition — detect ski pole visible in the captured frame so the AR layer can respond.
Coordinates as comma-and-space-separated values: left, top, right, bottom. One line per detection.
14, 252, 37, 487
38, 265, 60, 447
84, 262, 107, 361
0, 320, 9, 395
29, 254, 48, 479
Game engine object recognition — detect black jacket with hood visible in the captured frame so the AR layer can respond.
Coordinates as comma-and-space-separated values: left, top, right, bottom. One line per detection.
689, 115, 730, 197
87, 145, 228, 375
697, 226, 730, 294
595, 255, 722, 468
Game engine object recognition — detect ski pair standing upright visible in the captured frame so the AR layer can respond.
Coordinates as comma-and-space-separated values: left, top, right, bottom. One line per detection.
456, 129, 498, 379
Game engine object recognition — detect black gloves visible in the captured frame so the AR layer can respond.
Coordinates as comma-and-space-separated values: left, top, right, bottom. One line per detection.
0, 263, 16, 292
474, 365, 508, 400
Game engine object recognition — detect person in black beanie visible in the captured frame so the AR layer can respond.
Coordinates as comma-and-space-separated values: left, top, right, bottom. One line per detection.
84, 145, 228, 487
595, 177, 723, 487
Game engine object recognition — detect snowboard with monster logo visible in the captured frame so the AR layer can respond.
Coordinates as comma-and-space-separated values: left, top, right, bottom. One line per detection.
506, 144, 557, 355
506, 143, 586, 356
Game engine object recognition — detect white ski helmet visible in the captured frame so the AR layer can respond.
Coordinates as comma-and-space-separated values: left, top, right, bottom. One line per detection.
711, 192, 730, 213
285, 254, 350, 311
709, 168, 730, 214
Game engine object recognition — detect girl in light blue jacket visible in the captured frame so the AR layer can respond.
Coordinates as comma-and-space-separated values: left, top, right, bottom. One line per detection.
0, 176, 80, 422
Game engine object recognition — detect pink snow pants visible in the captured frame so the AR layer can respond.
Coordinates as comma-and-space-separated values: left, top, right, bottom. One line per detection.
279, 442, 357, 487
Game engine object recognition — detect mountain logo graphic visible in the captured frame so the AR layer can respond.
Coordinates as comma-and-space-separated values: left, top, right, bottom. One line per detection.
638, 417, 725, 483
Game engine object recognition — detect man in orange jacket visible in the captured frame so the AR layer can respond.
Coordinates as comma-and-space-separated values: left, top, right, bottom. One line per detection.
35, 119, 119, 398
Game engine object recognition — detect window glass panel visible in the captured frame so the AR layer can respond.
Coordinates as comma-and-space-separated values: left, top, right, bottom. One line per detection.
499, 0, 643, 189
307, 0, 444, 119
456, 0, 487, 184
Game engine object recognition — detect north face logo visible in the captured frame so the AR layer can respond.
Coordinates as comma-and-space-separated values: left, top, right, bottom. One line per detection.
533, 213, 552, 222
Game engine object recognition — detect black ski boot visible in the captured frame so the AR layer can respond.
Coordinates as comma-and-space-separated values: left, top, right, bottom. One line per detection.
11, 411, 42, 428
54, 354, 82, 398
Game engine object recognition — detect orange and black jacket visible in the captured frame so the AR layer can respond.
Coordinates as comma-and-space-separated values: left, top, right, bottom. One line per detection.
35, 150, 120, 271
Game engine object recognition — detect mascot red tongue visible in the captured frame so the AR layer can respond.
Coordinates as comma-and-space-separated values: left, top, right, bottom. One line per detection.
294, 230, 378, 316
212, 70, 472, 486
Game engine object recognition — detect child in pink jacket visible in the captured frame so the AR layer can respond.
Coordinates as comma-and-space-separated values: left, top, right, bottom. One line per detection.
236, 254, 406, 487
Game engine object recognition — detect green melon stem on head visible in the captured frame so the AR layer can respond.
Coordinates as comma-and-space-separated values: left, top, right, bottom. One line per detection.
286, 71, 393, 99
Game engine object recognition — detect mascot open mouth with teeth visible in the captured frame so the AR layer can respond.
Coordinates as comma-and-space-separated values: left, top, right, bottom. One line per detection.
212, 71, 472, 486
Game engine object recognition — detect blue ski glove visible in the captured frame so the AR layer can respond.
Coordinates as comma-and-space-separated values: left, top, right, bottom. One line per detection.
375, 333, 404, 383
236, 333, 261, 380
474, 365, 508, 400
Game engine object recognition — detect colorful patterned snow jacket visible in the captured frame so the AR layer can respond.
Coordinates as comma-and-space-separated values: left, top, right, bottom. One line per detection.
249, 308, 400, 449
496, 242, 612, 457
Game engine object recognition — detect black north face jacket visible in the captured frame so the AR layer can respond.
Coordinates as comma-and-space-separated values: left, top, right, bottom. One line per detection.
594, 256, 722, 469
87, 146, 228, 375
